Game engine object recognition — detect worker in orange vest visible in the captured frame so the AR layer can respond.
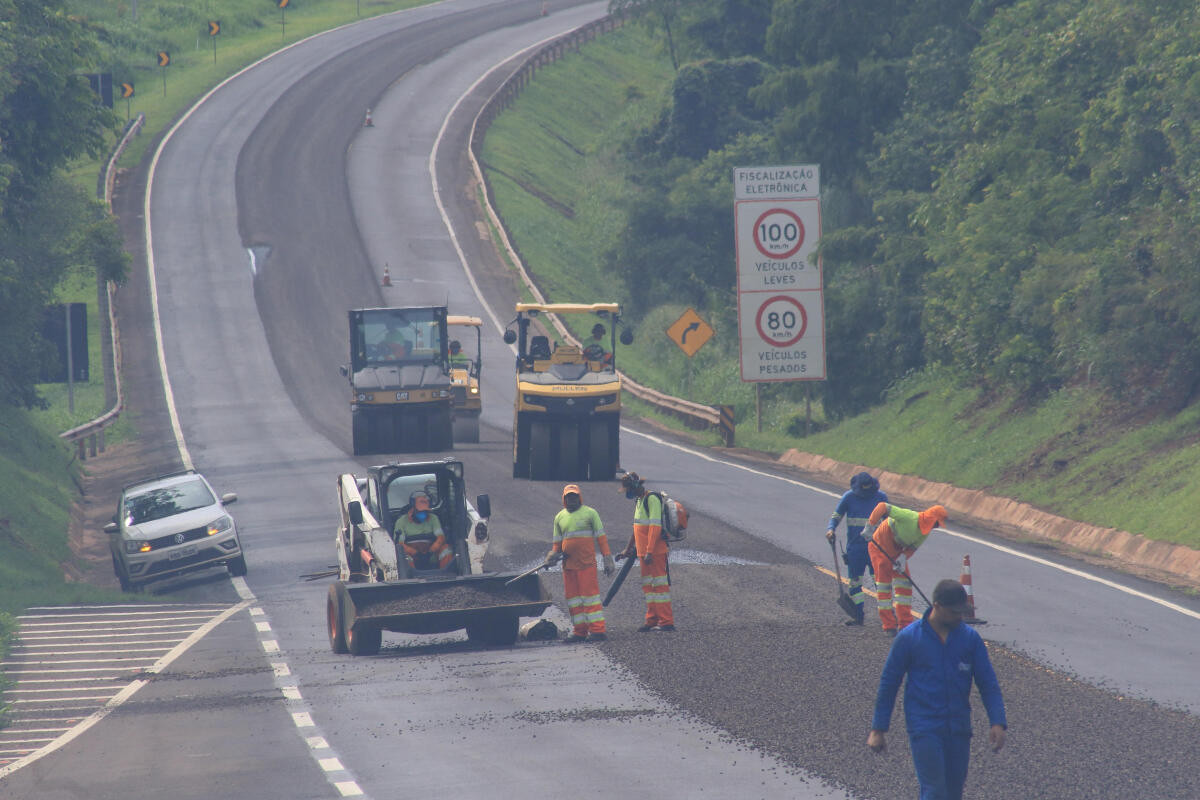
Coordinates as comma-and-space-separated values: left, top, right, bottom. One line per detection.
865, 502, 948, 635
547, 484, 614, 643
616, 472, 675, 632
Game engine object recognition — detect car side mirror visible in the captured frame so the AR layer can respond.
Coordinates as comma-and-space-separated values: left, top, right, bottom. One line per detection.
620, 330, 634, 345
475, 494, 491, 519
104, 521, 118, 534
221, 492, 238, 505
348, 501, 364, 526
502, 330, 516, 345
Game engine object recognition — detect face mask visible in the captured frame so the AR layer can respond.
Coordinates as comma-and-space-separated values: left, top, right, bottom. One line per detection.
564, 497, 581, 512
625, 488, 637, 499
413, 511, 428, 523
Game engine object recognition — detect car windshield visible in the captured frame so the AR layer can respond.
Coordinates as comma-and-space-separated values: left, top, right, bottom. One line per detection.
124, 479, 216, 525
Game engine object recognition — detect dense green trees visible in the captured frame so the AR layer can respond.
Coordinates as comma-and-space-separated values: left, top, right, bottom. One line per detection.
607, 0, 1200, 417
0, 0, 126, 408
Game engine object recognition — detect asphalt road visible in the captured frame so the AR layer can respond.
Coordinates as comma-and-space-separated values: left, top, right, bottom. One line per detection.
4, 2, 1200, 798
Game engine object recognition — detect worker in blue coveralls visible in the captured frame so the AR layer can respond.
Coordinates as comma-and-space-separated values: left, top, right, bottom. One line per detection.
868, 579, 1007, 800
825, 472, 887, 625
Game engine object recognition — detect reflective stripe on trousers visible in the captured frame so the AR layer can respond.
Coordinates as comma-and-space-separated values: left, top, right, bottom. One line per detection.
564, 567, 605, 635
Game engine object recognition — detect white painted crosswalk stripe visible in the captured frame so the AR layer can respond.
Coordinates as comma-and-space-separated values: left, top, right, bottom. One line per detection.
0, 603, 242, 770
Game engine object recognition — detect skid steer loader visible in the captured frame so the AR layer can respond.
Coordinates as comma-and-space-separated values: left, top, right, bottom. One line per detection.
325, 458, 552, 655
342, 306, 454, 455
447, 315, 483, 443
502, 303, 633, 481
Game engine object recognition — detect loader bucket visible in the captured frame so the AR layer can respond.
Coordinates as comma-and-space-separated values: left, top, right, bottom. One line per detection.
340, 572, 552, 636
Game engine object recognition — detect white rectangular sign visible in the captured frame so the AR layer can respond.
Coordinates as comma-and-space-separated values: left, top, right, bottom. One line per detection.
734, 164, 825, 382
737, 290, 826, 381
733, 165, 820, 199
734, 198, 823, 291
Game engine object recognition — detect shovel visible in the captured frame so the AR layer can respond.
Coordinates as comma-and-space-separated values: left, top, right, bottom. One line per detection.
829, 535, 860, 620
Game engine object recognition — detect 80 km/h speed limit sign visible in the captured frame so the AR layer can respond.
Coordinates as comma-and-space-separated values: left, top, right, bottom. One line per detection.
739, 291, 825, 380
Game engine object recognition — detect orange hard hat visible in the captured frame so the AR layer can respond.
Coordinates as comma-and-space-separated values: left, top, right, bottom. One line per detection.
562, 484, 582, 500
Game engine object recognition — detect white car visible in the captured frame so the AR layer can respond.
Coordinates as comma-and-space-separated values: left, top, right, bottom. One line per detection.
105, 470, 246, 592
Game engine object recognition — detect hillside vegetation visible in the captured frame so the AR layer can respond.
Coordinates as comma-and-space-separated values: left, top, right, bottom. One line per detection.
481, 4, 1200, 551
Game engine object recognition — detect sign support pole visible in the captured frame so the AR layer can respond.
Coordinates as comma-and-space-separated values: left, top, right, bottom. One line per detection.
756, 383, 762, 433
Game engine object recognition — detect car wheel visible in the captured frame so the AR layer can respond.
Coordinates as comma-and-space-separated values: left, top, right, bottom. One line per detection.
112, 553, 134, 593
227, 553, 248, 577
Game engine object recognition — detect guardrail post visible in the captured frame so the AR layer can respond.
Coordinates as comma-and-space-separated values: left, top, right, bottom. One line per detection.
88, 433, 98, 459
719, 405, 735, 447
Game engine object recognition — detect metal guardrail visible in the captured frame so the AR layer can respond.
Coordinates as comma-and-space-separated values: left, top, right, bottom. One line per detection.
468, 17, 734, 446
60, 113, 145, 460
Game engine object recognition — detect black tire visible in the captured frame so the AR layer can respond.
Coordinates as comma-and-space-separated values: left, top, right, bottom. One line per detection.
351, 412, 370, 456
227, 553, 248, 577
559, 421, 581, 481
112, 553, 134, 593
327, 584, 348, 654
347, 622, 382, 656
434, 405, 454, 450
399, 410, 422, 452
453, 414, 479, 444
588, 419, 614, 480
529, 421, 552, 480
341, 589, 382, 655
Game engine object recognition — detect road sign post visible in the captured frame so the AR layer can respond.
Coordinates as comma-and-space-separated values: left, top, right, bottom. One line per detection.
733, 165, 825, 387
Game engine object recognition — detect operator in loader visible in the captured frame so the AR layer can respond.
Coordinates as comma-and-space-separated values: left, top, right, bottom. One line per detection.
583, 323, 611, 365
546, 484, 614, 643
393, 491, 454, 570
616, 472, 675, 632
864, 501, 948, 635
382, 318, 414, 359
448, 339, 470, 368
824, 472, 888, 626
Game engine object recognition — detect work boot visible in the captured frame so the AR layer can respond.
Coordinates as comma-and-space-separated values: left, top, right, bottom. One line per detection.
562, 634, 588, 644
637, 624, 655, 633
588, 632, 608, 642
655, 624, 676, 632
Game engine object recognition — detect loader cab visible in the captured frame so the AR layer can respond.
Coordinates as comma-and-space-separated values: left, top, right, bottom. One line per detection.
370, 460, 470, 574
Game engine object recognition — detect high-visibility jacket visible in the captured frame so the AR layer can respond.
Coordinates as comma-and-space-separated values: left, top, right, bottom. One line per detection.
869, 503, 929, 551
552, 505, 609, 570
632, 492, 668, 558
394, 515, 453, 568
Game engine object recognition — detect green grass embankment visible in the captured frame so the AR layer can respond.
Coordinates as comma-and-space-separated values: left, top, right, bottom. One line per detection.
481, 22, 1200, 553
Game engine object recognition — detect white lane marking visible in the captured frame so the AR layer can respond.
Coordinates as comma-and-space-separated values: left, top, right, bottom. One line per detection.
282, 686, 302, 700
319, 757, 345, 772
307, 736, 329, 750
271, 662, 291, 677
620, 427, 1200, 621
292, 712, 315, 727
261, 640, 280, 653
335, 782, 365, 797
255, 621, 272, 632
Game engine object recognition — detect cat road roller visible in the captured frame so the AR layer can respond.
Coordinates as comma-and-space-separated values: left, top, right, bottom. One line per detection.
502, 303, 633, 481
447, 315, 483, 443
342, 306, 454, 455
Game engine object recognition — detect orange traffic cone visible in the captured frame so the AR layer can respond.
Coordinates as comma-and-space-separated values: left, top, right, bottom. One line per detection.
381, 265, 392, 287
960, 555, 987, 625
363, 108, 375, 127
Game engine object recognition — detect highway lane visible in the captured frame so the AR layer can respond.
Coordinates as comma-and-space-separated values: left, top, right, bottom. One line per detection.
109, 2, 839, 798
